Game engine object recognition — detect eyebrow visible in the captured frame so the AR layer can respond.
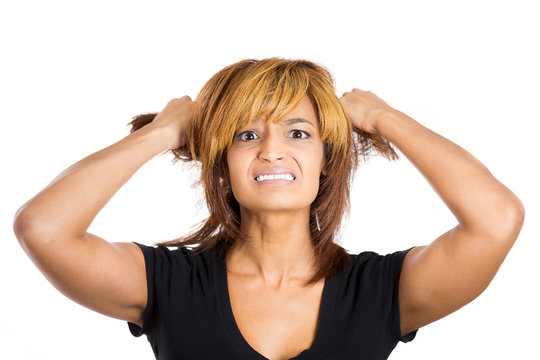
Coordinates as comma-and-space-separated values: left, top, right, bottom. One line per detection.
282, 118, 315, 128
249, 117, 315, 128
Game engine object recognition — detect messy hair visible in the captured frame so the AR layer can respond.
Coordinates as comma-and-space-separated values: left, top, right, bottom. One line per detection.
127, 57, 399, 286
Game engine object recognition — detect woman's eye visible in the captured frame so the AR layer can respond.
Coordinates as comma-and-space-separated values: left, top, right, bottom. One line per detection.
290, 130, 311, 139
236, 131, 259, 141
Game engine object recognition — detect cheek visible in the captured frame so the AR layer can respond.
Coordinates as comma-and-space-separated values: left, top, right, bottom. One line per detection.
227, 152, 249, 189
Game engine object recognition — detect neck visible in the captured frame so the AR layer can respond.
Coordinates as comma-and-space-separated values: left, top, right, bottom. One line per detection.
225, 208, 316, 287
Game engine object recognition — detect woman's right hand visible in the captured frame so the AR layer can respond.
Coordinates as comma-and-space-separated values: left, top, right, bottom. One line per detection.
150, 95, 194, 150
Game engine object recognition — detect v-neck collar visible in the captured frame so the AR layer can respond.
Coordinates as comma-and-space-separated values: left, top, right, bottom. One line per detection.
213, 242, 338, 360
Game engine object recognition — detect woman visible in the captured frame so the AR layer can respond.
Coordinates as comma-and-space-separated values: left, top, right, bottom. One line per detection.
13, 57, 525, 360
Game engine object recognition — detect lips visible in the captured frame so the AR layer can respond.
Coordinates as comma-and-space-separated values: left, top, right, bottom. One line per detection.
253, 167, 297, 180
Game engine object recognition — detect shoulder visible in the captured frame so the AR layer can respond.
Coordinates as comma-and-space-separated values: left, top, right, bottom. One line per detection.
347, 249, 399, 270
132, 242, 220, 272
352, 247, 415, 271
343, 248, 415, 296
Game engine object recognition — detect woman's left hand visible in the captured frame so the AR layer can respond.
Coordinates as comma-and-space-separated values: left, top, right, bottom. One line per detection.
339, 88, 397, 135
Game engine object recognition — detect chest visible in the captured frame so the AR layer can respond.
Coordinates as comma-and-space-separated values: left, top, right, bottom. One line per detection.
227, 273, 325, 360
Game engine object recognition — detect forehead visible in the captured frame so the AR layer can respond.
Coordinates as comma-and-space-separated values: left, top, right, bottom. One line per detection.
290, 94, 317, 118
252, 94, 318, 127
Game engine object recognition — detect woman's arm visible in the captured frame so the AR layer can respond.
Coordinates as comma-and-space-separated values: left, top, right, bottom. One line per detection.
13, 96, 192, 325
340, 89, 525, 336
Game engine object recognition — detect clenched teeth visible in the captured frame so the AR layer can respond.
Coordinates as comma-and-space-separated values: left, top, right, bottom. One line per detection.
255, 174, 295, 181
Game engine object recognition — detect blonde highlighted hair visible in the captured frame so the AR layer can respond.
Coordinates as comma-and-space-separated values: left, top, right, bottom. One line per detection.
128, 57, 399, 286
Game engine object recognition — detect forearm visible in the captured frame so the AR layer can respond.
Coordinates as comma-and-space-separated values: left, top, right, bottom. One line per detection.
14, 124, 170, 240
375, 110, 524, 237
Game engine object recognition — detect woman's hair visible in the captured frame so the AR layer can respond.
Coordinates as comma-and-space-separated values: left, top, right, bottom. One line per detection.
127, 57, 399, 286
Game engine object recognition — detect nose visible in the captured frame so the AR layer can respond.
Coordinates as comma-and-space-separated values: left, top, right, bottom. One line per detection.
258, 125, 285, 162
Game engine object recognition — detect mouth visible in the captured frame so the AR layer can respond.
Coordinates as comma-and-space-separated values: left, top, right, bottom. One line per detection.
254, 174, 296, 182
252, 167, 297, 184
254, 173, 296, 183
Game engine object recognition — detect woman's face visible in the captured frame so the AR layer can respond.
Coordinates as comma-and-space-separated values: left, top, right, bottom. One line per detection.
226, 94, 327, 216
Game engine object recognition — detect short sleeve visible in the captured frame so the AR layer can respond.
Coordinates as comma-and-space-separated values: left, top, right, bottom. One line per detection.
127, 242, 160, 337
127, 242, 191, 338
390, 247, 418, 342
360, 247, 418, 343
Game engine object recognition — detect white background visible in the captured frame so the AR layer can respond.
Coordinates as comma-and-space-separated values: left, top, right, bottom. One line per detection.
2, 0, 538, 358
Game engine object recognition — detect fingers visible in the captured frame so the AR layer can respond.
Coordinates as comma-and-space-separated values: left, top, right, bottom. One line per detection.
168, 95, 192, 104
341, 88, 371, 97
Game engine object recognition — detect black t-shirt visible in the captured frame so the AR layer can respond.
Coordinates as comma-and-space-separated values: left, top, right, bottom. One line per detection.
127, 242, 418, 359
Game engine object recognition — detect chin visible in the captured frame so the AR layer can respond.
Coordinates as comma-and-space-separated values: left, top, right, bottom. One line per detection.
241, 201, 312, 214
